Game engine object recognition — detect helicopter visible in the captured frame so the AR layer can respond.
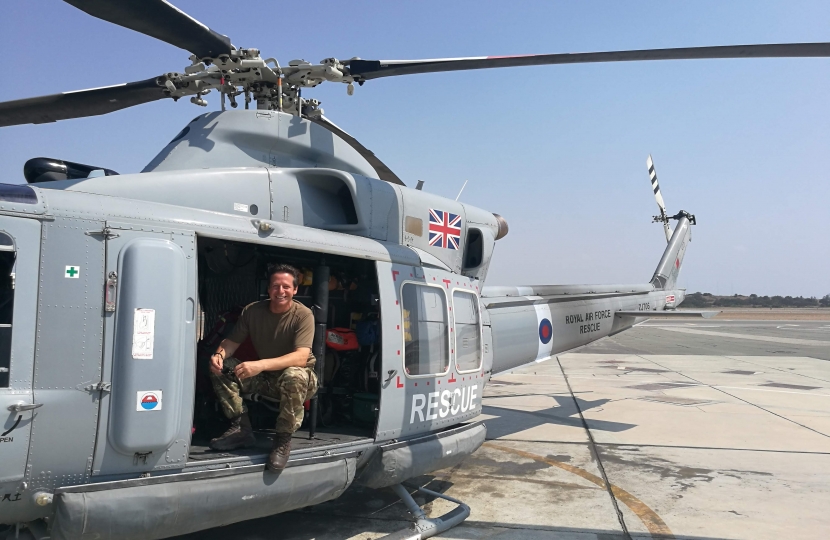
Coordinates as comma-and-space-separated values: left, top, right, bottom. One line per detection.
0, 2, 827, 539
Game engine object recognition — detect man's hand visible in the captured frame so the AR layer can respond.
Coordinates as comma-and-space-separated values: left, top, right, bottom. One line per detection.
235, 361, 264, 380
209, 353, 223, 375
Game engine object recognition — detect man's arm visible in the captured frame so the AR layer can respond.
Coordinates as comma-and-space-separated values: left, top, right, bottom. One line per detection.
233, 348, 310, 380
209, 338, 241, 375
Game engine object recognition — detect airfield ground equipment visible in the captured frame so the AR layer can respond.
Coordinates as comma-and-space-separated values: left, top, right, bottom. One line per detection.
0, 1, 823, 538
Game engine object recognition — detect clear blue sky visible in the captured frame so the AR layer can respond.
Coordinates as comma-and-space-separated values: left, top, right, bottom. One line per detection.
2, 1, 829, 297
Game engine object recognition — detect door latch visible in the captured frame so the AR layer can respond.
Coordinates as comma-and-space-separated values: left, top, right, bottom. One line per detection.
104, 271, 117, 312
85, 227, 120, 240
7, 402, 43, 413
85, 382, 112, 393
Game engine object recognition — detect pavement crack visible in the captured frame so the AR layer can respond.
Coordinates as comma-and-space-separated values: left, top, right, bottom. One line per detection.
640, 356, 830, 439
557, 355, 634, 540
724, 355, 830, 384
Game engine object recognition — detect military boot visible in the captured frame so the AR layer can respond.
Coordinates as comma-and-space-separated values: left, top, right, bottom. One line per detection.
209, 414, 256, 451
267, 433, 292, 471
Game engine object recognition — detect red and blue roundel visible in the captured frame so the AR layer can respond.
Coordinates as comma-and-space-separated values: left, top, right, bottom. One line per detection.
141, 393, 159, 410
539, 318, 553, 344
136, 391, 162, 412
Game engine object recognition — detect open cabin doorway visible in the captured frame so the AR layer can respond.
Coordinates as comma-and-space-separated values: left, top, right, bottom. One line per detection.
188, 236, 382, 465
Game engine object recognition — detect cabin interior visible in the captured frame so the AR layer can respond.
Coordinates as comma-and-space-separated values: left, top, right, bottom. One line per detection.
188, 237, 382, 462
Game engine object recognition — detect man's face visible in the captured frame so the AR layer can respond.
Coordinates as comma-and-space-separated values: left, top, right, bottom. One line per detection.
268, 272, 297, 311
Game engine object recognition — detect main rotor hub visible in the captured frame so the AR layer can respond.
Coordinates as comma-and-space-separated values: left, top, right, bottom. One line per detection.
157, 49, 358, 117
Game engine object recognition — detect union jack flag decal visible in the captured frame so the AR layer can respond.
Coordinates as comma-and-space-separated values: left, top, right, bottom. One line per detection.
428, 208, 462, 250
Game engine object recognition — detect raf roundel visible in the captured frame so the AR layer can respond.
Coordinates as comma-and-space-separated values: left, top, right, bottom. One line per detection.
538, 318, 553, 345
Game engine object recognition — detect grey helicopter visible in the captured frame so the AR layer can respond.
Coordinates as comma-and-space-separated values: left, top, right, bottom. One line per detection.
1, 1, 828, 539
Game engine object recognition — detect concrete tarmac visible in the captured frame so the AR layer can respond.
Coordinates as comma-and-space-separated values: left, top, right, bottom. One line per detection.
176, 320, 830, 540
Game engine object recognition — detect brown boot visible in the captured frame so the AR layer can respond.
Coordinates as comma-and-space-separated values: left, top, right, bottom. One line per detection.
267, 433, 292, 471
209, 414, 256, 451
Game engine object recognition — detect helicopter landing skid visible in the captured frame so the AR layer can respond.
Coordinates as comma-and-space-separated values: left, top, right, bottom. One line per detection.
380, 483, 471, 540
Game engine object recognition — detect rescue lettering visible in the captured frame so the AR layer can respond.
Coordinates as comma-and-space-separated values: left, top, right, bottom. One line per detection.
410, 385, 478, 423
580, 323, 601, 334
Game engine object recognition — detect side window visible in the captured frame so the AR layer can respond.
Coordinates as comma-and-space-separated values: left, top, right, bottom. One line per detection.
0, 232, 14, 387
402, 283, 449, 376
463, 228, 483, 269
453, 290, 482, 372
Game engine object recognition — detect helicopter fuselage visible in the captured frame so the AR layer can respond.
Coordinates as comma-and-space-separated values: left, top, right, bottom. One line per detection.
0, 111, 687, 539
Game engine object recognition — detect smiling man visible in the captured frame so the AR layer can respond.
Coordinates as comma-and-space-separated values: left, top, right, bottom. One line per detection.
208, 263, 317, 470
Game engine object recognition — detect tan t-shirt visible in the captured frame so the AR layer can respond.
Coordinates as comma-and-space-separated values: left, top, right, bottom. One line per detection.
227, 300, 316, 368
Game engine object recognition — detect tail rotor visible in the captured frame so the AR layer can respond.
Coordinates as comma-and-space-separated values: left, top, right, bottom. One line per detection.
647, 154, 672, 243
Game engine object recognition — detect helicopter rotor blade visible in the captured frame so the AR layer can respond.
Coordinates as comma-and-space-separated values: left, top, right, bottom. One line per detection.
63, 0, 233, 59
347, 42, 830, 80
647, 155, 672, 243
311, 116, 406, 186
0, 78, 169, 128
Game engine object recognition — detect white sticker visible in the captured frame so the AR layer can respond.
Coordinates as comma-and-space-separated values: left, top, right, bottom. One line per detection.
65, 265, 80, 279
233, 202, 249, 213
132, 308, 155, 359
136, 390, 162, 412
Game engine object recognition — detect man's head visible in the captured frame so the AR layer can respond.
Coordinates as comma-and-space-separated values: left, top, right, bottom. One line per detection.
266, 264, 300, 313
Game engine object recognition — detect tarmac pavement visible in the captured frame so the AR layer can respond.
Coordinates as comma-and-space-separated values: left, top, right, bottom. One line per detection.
177, 320, 830, 540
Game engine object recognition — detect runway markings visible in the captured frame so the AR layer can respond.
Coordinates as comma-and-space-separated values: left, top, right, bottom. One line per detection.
655, 326, 830, 346
712, 386, 830, 397
484, 442, 675, 539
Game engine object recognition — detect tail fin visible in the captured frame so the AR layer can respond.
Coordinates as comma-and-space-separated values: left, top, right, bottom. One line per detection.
645, 156, 695, 290
651, 211, 695, 290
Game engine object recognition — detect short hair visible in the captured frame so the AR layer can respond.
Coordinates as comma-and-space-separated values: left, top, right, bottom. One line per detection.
267, 263, 300, 288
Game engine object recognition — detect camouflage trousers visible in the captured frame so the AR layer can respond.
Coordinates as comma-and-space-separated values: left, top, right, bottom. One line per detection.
210, 358, 318, 434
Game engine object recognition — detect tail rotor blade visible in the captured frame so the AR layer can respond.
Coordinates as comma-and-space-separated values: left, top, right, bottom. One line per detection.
647, 155, 672, 242
647, 155, 667, 212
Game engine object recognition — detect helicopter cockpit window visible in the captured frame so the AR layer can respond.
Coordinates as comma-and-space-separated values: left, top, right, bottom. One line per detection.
453, 290, 482, 372
401, 283, 449, 376
0, 232, 14, 388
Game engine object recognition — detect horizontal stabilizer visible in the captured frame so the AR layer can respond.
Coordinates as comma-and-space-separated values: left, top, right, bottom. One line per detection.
616, 310, 719, 319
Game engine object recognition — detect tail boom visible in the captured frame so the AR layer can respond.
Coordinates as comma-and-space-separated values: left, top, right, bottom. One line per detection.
482, 284, 684, 375
650, 211, 694, 290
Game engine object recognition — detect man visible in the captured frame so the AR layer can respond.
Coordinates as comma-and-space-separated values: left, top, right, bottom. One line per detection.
209, 263, 317, 470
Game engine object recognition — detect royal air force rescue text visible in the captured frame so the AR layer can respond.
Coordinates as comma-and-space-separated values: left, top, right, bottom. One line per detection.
565, 309, 612, 334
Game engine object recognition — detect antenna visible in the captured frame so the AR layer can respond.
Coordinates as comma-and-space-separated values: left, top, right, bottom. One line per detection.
415, 180, 425, 191
455, 180, 468, 201
647, 155, 672, 243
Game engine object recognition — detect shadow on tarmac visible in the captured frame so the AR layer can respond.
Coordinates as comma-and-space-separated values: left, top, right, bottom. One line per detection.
483, 394, 637, 439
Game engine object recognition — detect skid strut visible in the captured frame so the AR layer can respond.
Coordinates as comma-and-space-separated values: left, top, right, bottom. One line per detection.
379, 484, 471, 540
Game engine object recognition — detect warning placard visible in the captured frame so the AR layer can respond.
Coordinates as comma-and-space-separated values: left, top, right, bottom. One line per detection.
132, 308, 155, 359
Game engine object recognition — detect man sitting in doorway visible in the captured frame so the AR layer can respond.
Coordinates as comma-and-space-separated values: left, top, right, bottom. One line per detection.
209, 263, 318, 470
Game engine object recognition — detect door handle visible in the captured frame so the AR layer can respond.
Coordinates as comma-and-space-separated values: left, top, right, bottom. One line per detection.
7, 402, 43, 413
384, 370, 397, 385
